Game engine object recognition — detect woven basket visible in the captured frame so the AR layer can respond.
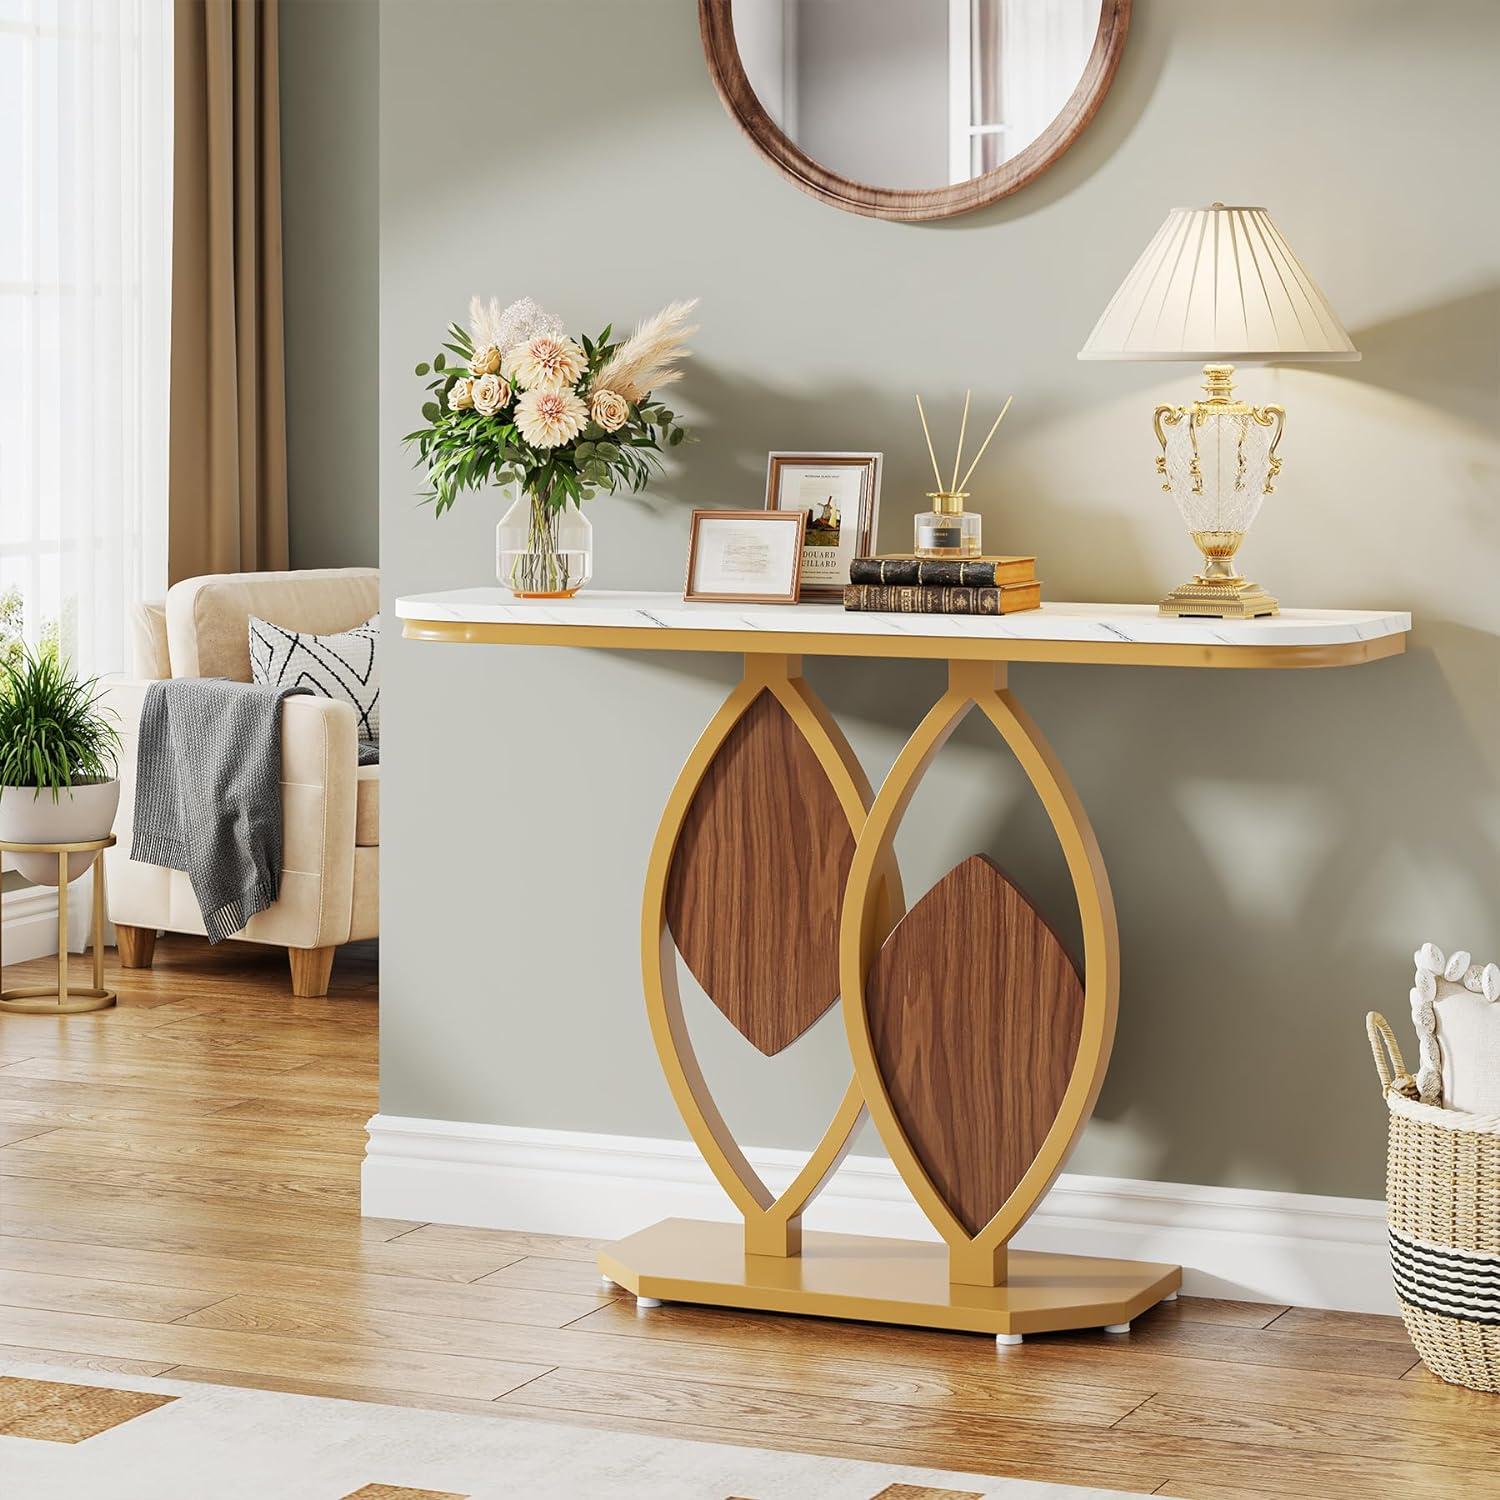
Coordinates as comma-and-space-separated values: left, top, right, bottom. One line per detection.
1368, 1011, 1500, 1391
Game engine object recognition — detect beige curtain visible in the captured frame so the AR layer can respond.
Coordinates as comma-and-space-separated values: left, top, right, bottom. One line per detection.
168, 0, 289, 583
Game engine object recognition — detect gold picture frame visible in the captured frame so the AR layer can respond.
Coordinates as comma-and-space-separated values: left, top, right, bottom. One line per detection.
684, 508, 807, 604
764, 452, 882, 601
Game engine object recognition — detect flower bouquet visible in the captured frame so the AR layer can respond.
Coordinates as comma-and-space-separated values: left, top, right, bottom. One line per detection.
405, 296, 697, 597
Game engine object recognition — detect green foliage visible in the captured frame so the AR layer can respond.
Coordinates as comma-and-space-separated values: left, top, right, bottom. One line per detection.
0, 586, 22, 672
403, 321, 695, 518
0, 648, 120, 798
0, 587, 63, 672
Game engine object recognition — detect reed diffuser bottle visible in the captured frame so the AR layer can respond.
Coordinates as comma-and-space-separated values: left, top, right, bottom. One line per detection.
913, 390, 1012, 559
914, 491, 981, 557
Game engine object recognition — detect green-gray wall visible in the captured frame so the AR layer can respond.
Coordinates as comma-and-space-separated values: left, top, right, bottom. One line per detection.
282, 0, 380, 569
369, 0, 1499, 1200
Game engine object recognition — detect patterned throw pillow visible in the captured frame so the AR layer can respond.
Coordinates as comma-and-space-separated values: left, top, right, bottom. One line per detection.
248, 613, 379, 741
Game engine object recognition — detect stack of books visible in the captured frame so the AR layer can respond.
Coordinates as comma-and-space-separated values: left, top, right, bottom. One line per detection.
843, 555, 1041, 615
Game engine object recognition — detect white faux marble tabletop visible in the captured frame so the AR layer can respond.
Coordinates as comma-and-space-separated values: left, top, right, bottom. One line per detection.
396, 588, 1410, 650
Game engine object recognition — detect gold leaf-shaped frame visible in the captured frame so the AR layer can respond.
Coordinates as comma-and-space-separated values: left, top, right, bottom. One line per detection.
644, 655, 903, 1255
840, 661, 1118, 1286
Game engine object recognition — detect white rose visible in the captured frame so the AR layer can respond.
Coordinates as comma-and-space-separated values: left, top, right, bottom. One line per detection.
448, 376, 474, 411
469, 344, 501, 377
588, 388, 630, 432
471, 373, 512, 416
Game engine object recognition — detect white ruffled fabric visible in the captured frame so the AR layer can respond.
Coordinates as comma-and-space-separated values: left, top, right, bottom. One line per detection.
1410, 942, 1500, 1112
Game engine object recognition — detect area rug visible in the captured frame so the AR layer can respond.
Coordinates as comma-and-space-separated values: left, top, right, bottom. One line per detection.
0, 1359, 1142, 1499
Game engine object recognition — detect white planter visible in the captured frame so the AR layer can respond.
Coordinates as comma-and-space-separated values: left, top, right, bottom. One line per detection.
0, 778, 121, 885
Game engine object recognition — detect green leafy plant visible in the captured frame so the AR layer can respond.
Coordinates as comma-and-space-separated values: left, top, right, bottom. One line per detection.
0, 648, 120, 800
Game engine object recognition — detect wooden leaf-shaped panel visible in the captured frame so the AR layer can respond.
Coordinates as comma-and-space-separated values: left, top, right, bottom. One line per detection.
866, 854, 1084, 1235
666, 690, 855, 1056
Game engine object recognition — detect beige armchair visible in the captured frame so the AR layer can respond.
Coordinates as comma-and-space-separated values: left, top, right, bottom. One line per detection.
103, 568, 379, 997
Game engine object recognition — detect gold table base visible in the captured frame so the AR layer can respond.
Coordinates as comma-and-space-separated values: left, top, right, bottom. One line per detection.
602, 1219, 1181, 1338
0, 836, 117, 1015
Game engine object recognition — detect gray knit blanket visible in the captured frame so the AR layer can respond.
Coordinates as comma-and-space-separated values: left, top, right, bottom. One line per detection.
131, 679, 310, 943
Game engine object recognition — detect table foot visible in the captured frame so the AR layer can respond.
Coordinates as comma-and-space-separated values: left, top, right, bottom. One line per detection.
995, 1332, 1024, 1346
635, 1295, 663, 1309
1104, 1321, 1131, 1334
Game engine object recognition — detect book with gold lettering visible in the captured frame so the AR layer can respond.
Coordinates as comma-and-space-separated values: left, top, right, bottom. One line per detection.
842, 581, 1042, 615
849, 554, 1036, 588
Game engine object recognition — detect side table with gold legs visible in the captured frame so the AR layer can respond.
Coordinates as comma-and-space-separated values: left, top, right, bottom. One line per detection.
396, 591, 1411, 1343
0, 835, 117, 1014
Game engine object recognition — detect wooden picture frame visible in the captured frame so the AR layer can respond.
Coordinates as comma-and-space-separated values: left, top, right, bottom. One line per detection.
685, 509, 806, 604
697, 0, 1132, 224
764, 452, 882, 603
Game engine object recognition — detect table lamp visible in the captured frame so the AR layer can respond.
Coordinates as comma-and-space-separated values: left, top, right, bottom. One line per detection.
1078, 204, 1359, 617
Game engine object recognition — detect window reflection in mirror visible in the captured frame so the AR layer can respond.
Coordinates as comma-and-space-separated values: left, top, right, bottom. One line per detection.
731, 0, 1102, 191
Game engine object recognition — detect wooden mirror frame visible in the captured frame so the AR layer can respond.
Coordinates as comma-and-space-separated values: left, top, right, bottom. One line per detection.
698, 0, 1131, 223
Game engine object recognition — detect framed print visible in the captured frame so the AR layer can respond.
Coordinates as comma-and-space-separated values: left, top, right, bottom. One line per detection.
684, 509, 806, 604
764, 452, 882, 601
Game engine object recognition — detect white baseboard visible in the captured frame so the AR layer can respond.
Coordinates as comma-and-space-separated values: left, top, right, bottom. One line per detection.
1, 876, 97, 965
362, 1114, 1396, 1315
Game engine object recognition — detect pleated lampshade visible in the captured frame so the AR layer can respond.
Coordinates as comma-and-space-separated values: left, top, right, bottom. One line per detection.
1078, 204, 1360, 363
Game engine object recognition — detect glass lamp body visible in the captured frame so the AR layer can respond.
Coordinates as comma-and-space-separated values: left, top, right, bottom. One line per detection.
496, 485, 593, 598
1160, 408, 1276, 542
1153, 367, 1285, 618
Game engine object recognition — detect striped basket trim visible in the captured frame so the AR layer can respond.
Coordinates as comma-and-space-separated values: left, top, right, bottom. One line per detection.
1391, 1227, 1500, 1326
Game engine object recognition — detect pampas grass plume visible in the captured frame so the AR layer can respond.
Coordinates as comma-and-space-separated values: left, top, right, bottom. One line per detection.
591, 298, 700, 402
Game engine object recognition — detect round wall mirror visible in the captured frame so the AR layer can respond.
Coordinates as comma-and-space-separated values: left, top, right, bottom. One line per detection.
700, 0, 1130, 221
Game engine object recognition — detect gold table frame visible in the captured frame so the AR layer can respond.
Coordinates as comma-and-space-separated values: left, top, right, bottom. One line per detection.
0, 835, 117, 1014
404, 611, 1405, 1341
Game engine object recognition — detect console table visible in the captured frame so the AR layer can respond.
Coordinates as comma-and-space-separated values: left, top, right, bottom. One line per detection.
397, 590, 1409, 1342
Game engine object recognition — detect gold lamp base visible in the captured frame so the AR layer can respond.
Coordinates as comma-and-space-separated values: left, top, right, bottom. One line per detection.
1157, 523, 1280, 619
1159, 577, 1280, 619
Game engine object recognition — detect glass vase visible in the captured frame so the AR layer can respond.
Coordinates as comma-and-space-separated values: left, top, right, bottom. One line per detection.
496, 486, 593, 598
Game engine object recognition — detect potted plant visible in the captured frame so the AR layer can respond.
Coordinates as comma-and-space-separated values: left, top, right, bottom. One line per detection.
0, 648, 121, 885
405, 295, 697, 598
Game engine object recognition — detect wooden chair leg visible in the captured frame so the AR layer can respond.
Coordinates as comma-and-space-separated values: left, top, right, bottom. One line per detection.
115, 924, 157, 969
288, 945, 336, 998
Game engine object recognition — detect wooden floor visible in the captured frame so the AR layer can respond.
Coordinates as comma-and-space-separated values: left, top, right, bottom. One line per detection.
0, 938, 1493, 1497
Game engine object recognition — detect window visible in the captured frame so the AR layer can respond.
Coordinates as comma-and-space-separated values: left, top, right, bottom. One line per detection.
0, 0, 171, 677
948, 0, 1100, 184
